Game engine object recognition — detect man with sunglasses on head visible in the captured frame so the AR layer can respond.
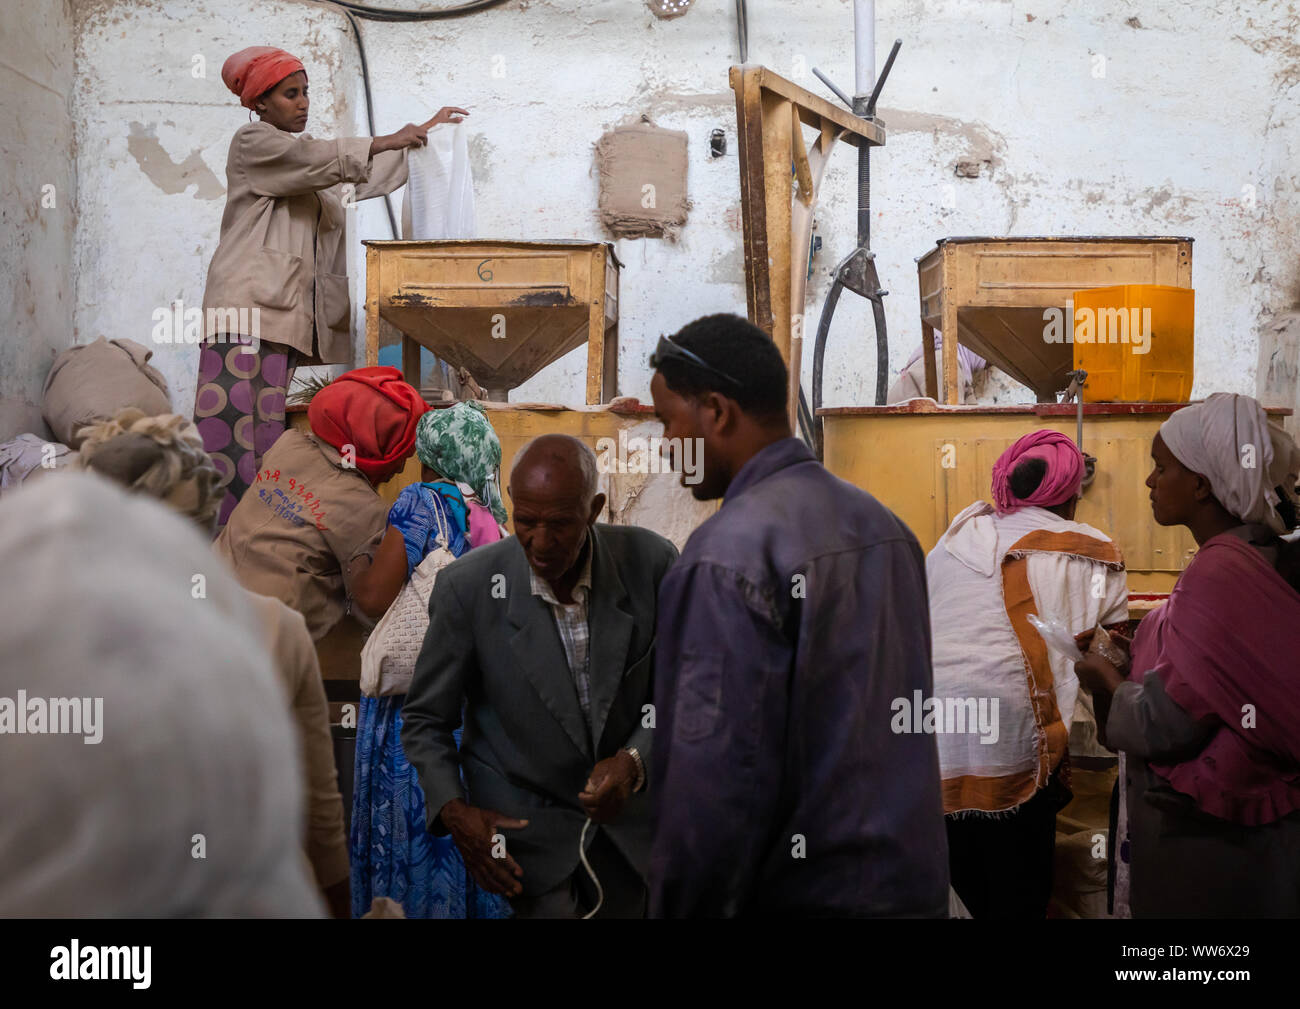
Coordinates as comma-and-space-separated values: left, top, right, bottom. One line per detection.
646, 313, 949, 918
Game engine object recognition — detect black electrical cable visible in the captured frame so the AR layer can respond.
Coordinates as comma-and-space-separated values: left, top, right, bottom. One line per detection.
333, 7, 400, 236
314, 0, 511, 235
331, 0, 511, 21
306, 0, 509, 398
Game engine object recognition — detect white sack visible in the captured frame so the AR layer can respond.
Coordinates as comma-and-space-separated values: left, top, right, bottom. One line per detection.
401, 122, 476, 240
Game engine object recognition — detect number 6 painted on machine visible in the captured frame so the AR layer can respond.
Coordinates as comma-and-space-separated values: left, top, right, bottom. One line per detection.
477, 259, 493, 282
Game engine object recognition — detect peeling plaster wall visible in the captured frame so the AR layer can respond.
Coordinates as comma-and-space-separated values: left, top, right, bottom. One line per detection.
64, 0, 1300, 418
1, 0, 77, 439
72, 0, 361, 419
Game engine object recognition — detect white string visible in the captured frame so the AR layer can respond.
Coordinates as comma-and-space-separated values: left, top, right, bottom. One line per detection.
578, 817, 603, 919
432, 490, 450, 548
424, 485, 450, 551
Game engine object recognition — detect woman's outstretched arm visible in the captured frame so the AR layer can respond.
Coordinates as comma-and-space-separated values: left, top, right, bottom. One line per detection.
350, 525, 410, 619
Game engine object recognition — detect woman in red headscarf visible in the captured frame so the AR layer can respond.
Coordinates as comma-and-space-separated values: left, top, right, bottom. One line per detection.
196, 45, 467, 529
214, 366, 429, 646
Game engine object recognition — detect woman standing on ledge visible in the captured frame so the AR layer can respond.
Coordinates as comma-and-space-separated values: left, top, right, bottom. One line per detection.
197, 44, 466, 527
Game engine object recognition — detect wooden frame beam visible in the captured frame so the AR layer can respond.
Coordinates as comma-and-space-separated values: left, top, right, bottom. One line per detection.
730, 65, 885, 429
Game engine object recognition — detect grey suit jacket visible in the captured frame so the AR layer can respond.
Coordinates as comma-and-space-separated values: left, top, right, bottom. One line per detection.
401, 523, 679, 896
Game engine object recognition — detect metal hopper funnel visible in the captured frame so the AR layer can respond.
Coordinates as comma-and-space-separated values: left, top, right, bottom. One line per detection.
363, 240, 621, 403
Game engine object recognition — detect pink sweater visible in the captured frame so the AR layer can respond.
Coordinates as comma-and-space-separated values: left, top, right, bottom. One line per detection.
466, 499, 503, 548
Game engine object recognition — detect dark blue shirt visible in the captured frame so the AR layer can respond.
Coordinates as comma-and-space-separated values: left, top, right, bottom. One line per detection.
649, 437, 950, 917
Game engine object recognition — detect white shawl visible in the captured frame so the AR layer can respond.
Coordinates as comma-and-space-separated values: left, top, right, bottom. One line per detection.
927, 503, 1129, 811
0, 472, 323, 916
1160, 392, 1300, 534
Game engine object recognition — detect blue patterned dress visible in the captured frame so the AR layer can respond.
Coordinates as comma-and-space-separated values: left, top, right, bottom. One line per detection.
349, 482, 512, 918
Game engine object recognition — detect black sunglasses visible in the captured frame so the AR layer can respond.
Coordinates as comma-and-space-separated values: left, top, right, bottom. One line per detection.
649, 335, 744, 389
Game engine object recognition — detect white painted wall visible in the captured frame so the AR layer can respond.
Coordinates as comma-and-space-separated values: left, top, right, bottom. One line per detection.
1, 0, 76, 438
8, 0, 1300, 437
71, 0, 364, 422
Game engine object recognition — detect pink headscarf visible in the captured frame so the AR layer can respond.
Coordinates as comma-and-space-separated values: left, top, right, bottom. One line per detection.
991, 430, 1085, 514
222, 47, 306, 110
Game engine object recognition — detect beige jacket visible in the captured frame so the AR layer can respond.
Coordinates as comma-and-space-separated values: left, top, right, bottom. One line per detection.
248, 591, 350, 890
203, 121, 408, 364
214, 428, 389, 641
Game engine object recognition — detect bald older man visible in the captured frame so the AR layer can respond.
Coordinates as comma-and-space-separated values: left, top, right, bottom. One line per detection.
401, 435, 678, 918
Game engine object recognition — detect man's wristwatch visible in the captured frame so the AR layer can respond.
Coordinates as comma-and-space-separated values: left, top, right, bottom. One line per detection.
623, 747, 646, 793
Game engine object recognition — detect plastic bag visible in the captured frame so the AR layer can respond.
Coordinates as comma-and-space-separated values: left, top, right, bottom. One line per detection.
1088, 623, 1129, 668
401, 122, 476, 240
1026, 613, 1084, 663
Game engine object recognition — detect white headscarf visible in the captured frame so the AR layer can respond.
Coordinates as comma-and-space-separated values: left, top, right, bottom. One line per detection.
1159, 392, 1300, 535
0, 472, 323, 917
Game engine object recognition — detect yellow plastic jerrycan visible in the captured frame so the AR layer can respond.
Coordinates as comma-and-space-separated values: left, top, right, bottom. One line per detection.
1071, 284, 1194, 402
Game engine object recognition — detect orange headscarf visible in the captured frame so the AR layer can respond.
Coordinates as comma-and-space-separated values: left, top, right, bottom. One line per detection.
221, 46, 306, 110
308, 367, 428, 484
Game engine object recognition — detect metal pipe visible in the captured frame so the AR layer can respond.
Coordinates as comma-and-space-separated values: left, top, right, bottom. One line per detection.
854, 0, 875, 96
853, 1, 875, 250
871, 282, 889, 406
812, 67, 853, 110
858, 132, 870, 249
811, 277, 845, 459
797, 387, 815, 447
735, 0, 749, 63
868, 39, 902, 117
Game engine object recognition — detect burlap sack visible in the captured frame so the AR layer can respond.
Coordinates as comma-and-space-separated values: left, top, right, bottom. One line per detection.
42, 337, 171, 448
1049, 765, 1119, 918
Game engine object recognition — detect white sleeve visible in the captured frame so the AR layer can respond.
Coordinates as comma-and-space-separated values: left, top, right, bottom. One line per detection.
1025, 551, 1128, 736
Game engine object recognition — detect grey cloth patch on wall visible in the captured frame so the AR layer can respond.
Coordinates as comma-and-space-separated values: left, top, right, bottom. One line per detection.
595, 121, 689, 240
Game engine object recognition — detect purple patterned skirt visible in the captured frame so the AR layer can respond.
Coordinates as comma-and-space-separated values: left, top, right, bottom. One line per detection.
194, 337, 295, 530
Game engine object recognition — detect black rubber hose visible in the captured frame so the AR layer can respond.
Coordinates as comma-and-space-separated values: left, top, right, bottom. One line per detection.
327, 0, 512, 21
325, 0, 511, 233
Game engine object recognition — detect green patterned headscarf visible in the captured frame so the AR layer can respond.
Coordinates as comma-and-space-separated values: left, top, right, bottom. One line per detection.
415, 401, 507, 524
